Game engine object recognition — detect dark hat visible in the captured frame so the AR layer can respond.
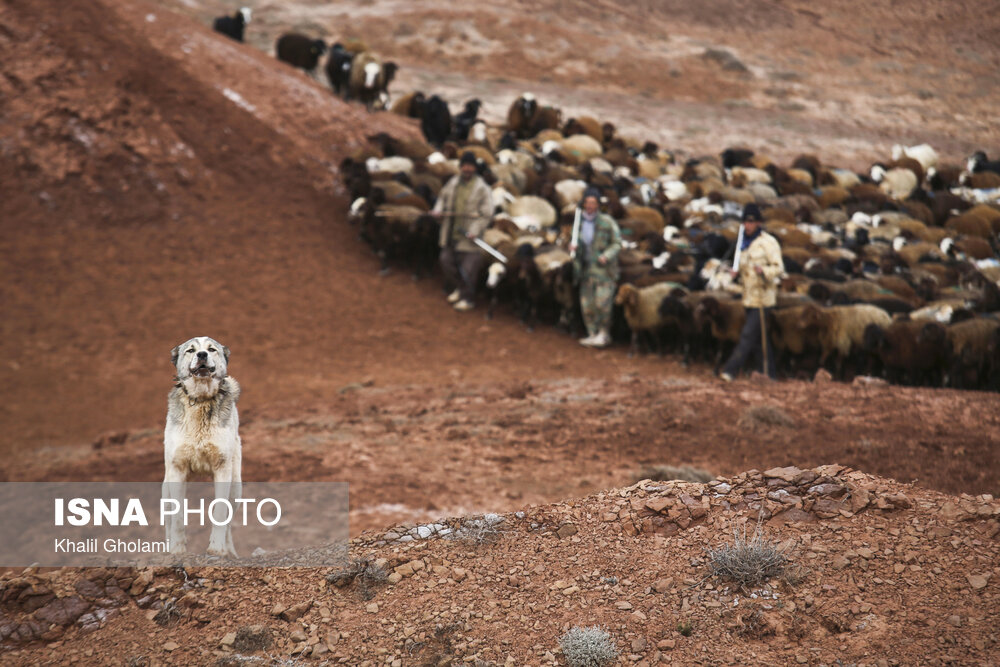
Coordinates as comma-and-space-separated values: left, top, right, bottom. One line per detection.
459, 151, 477, 166
582, 186, 602, 202
742, 203, 764, 222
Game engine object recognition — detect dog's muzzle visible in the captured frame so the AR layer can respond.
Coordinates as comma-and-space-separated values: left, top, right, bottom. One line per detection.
191, 362, 216, 378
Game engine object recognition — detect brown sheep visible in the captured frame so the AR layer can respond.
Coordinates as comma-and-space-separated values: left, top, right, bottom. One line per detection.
945, 211, 993, 240
615, 282, 686, 356
390, 91, 423, 117
967, 204, 1000, 233
563, 116, 603, 143
798, 303, 891, 378
888, 156, 925, 184
943, 236, 994, 260
865, 319, 948, 386
530, 106, 562, 136
506, 94, 538, 139
625, 205, 664, 232
768, 304, 821, 375
767, 223, 813, 250
817, 186, 850, 209
869, 274, 922, 305
694, 296, 747, 373
967, 171, 1000, 189
895, 241, 946, 267
946, 318, 1000, 389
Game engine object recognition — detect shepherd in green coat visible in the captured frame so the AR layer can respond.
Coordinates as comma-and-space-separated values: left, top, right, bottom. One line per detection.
569, 187, 621, 348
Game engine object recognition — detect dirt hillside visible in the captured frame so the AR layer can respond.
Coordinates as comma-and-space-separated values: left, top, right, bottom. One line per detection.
1, 0, 999, 663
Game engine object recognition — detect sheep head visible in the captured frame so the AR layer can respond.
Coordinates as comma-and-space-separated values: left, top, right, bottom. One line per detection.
383, 62, 399, 85
917, 321, 946, 346
614, 284, 639, 309
798, 303, 825, 330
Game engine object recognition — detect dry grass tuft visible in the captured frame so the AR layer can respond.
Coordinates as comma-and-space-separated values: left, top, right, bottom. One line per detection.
326, 557, 388, 600
737, 405, 795, 432
707, 521, 789, 587
559, 626, 618, 667
454, 513, 506, 545
634, 464, 715, 484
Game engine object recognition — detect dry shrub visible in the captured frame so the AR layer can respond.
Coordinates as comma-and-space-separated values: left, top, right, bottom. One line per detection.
326, 557, 388, 600
732, 607, 775, 639
152, 599, 182, 627
737, 405, 795, 432
454, 513, 506, 545
707, 521, 789, 587
634, 464, 715, 484
559, 626, 618, 667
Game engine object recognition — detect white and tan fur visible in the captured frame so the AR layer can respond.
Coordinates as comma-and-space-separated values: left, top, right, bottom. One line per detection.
163, 336, 241, 556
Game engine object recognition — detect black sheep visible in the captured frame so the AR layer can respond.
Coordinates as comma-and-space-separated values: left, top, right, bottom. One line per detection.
451, 99, 482, 142
275, 34, 328, 73
967, 151, 1000, 176
213, 7, 250, 43
324, 43, 354, 97
721, 147, 754, 169
420, 95, 452, 147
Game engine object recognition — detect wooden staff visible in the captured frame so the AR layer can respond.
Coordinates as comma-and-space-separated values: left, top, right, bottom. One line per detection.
759, 304, 769, 376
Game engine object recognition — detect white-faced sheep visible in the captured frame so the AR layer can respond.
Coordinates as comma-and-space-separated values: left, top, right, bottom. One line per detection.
213, 7, 251, 43
503, 195, 557, 232
798, 303, 891, 378
870, 164, 918, 200
276, 34, 328, 75
348, 52, 398, 111
967, 151, 1000, 177
553, 179, 588, 211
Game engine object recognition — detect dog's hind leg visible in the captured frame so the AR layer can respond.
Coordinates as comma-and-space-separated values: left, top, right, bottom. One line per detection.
224, 443, 242, 557
208, 462, 239, 558
162, 469, 188, 554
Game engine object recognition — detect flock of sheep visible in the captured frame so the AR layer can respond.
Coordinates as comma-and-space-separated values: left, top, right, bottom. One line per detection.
342, 88, 1000, 392
209, 8, 1000, 392
212, 7, 397, 110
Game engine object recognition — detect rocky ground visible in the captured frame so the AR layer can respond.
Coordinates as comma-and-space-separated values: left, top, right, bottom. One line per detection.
1, 0, 999, 663
1, 467, 998, 665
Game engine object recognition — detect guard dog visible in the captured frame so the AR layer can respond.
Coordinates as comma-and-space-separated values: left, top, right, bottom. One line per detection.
163, 336, 242, 556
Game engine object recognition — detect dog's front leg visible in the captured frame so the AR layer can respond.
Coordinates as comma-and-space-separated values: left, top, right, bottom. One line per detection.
162, 468, 188, 554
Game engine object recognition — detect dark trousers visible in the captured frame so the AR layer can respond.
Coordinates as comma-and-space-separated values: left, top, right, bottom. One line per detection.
439, 247, 484, 302
722, 307, 777, 378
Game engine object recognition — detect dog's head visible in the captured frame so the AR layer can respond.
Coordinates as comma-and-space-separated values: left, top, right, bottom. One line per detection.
172, 337, 230, 397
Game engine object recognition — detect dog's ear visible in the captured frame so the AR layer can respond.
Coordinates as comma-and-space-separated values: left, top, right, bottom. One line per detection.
223, 346, 231, 362
170, 345, 181, 367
